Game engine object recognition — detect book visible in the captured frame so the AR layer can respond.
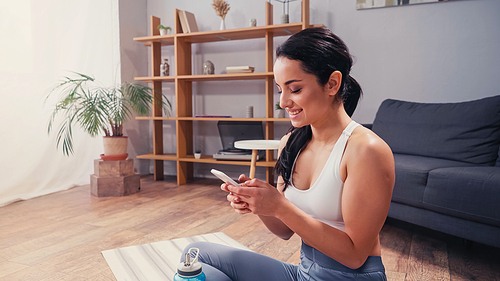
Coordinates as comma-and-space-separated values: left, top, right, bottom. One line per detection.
179, 10, 199, 33
226, 66, 255, 70
226, 66, 255, 74
178, 10, 188, 33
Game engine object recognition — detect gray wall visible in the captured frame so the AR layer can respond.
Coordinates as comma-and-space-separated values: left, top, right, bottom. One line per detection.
131, 0, 500, 178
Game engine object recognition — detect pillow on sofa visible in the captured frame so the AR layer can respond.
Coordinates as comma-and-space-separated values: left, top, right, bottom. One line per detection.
372, 95, 500, 166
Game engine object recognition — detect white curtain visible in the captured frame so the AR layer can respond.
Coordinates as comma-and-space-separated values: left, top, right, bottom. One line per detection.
0, 0, 121, 206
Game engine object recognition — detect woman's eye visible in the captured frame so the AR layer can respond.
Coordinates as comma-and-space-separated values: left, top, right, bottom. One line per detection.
291, 88, 301, 93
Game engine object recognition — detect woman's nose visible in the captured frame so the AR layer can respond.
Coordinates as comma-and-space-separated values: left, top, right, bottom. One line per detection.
279, 92, 291, 109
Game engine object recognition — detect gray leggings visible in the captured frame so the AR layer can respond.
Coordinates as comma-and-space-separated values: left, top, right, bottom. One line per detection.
181, 241, 386, 281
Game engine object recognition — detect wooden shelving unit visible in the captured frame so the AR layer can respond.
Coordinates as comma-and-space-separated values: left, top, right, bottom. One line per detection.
134, 0, 318, 184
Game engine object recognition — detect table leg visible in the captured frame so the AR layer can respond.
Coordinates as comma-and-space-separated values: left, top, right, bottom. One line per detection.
249, 149, 258, 178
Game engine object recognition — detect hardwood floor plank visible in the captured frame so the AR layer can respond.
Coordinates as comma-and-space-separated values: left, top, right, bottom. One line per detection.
0, 260, 29, 278
406, 232, 451, 281
0, 175, 499, 280
380, 220, 413, 275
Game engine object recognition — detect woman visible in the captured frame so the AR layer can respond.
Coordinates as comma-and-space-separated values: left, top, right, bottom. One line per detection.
181, 27, 395, 281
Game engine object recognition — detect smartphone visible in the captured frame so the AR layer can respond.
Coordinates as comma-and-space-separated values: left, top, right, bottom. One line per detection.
211, 169, 240, 186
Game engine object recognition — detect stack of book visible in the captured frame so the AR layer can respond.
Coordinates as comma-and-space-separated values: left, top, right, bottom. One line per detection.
226, 66, 255, 74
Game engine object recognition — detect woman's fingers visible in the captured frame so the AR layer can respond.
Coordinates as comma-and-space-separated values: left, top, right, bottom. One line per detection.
231, 202, 251, 214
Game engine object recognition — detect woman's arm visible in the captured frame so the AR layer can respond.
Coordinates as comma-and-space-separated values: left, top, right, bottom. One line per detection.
226, 129, 395, 269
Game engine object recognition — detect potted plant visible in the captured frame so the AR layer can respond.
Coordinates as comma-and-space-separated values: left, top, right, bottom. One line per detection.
46, 72, 171, 160
194, 150, 202, 159
157, 24, 172, 36
275, 102, 285, 118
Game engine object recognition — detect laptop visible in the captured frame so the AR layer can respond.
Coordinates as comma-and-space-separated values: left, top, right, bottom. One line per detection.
213, 121, 266, 161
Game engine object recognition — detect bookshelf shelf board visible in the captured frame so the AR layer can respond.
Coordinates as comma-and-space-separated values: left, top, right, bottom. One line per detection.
133, 35, 175, 45
177, 72, 274, 81
133, 23, 323, 45
136, 153, 177, 161
135, 76, 175, 82
179, 155, 276, 167
135, 116, 176, 120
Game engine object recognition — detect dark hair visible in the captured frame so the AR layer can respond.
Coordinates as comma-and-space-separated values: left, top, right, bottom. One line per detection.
274, 27, 362, 189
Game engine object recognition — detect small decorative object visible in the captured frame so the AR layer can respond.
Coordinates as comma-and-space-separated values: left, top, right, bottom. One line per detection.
194, 150, 202, 159
246, 106, 254, 118
161, 59, 170, 76
157, 24, 171, 36
275, 102, 285, 118
274, 0, 298, 24
212, 0, 230, 30
249, 18, 257, 27
203, 60, 214, 75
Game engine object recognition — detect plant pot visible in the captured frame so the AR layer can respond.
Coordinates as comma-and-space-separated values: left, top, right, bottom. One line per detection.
275, 109, 286, 118
103, 136, 128, 156
159, 29, 168, 36
194, 153, 201, 159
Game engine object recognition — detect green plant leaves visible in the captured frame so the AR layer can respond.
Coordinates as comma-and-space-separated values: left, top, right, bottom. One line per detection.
46, 72, 172, 155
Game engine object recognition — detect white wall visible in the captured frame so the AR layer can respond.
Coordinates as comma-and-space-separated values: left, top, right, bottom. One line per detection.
0, 0, 121, 206
118, 0, 151, 175
328, 0, 500, 122
139, 0, 500, 178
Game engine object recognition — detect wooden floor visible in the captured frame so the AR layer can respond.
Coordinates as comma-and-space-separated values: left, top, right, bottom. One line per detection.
1, 176, 499, 281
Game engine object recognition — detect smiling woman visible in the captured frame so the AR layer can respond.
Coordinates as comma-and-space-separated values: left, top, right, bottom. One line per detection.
179, 27, 395, 281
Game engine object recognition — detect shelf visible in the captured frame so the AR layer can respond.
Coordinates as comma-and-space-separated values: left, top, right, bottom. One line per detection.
133, 23, 323, 45
178, 72, 274, 81
135, 116, 290, 122
136, 153, 177, 161
134, 72, 274, 82
137, 1, 312, 184
136, 154, 276, 167
135, 76, 175, 82
133, 34, 175, 45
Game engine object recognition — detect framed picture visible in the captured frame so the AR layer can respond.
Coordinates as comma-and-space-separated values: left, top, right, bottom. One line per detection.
357, 0, 457, 10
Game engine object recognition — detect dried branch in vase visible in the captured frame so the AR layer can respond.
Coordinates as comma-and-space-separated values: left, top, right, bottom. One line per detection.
212, 0, 230, 20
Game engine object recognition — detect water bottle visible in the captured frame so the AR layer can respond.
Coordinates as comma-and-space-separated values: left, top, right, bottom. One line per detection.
173, 247, 206, 281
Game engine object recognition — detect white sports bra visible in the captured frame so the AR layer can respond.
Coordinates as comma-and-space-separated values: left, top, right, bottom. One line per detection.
284, 121, 360, 231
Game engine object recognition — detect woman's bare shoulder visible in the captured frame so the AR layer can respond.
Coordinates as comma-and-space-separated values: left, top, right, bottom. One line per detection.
348, 125, 393, 161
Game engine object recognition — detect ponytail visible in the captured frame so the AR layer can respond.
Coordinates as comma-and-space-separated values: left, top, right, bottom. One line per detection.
342, 75, 362, 117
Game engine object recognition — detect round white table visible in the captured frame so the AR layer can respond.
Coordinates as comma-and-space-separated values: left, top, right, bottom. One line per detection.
234, 140, 280, 178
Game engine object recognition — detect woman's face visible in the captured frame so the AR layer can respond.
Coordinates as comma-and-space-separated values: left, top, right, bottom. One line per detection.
274, 57, 336, 128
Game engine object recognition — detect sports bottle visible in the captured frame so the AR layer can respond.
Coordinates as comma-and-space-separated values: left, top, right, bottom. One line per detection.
173, 248, 206, 281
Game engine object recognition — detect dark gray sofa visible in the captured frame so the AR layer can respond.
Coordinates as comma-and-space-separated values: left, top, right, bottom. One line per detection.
370, 95, 500, 248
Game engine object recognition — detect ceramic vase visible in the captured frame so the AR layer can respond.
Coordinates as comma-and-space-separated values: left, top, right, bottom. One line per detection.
220, 18, 226, 30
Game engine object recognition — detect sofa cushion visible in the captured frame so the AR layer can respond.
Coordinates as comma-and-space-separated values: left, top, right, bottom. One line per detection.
372, 96, 500, 166
424, 167, 500, 227
392, 154, 474, 208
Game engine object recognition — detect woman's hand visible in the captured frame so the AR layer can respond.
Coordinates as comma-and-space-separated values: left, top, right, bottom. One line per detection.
221, 175, 251, 214
222, 174, 285, 216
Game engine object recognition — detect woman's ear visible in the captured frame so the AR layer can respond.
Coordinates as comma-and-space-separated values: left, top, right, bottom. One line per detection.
327, 71, 342, 96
